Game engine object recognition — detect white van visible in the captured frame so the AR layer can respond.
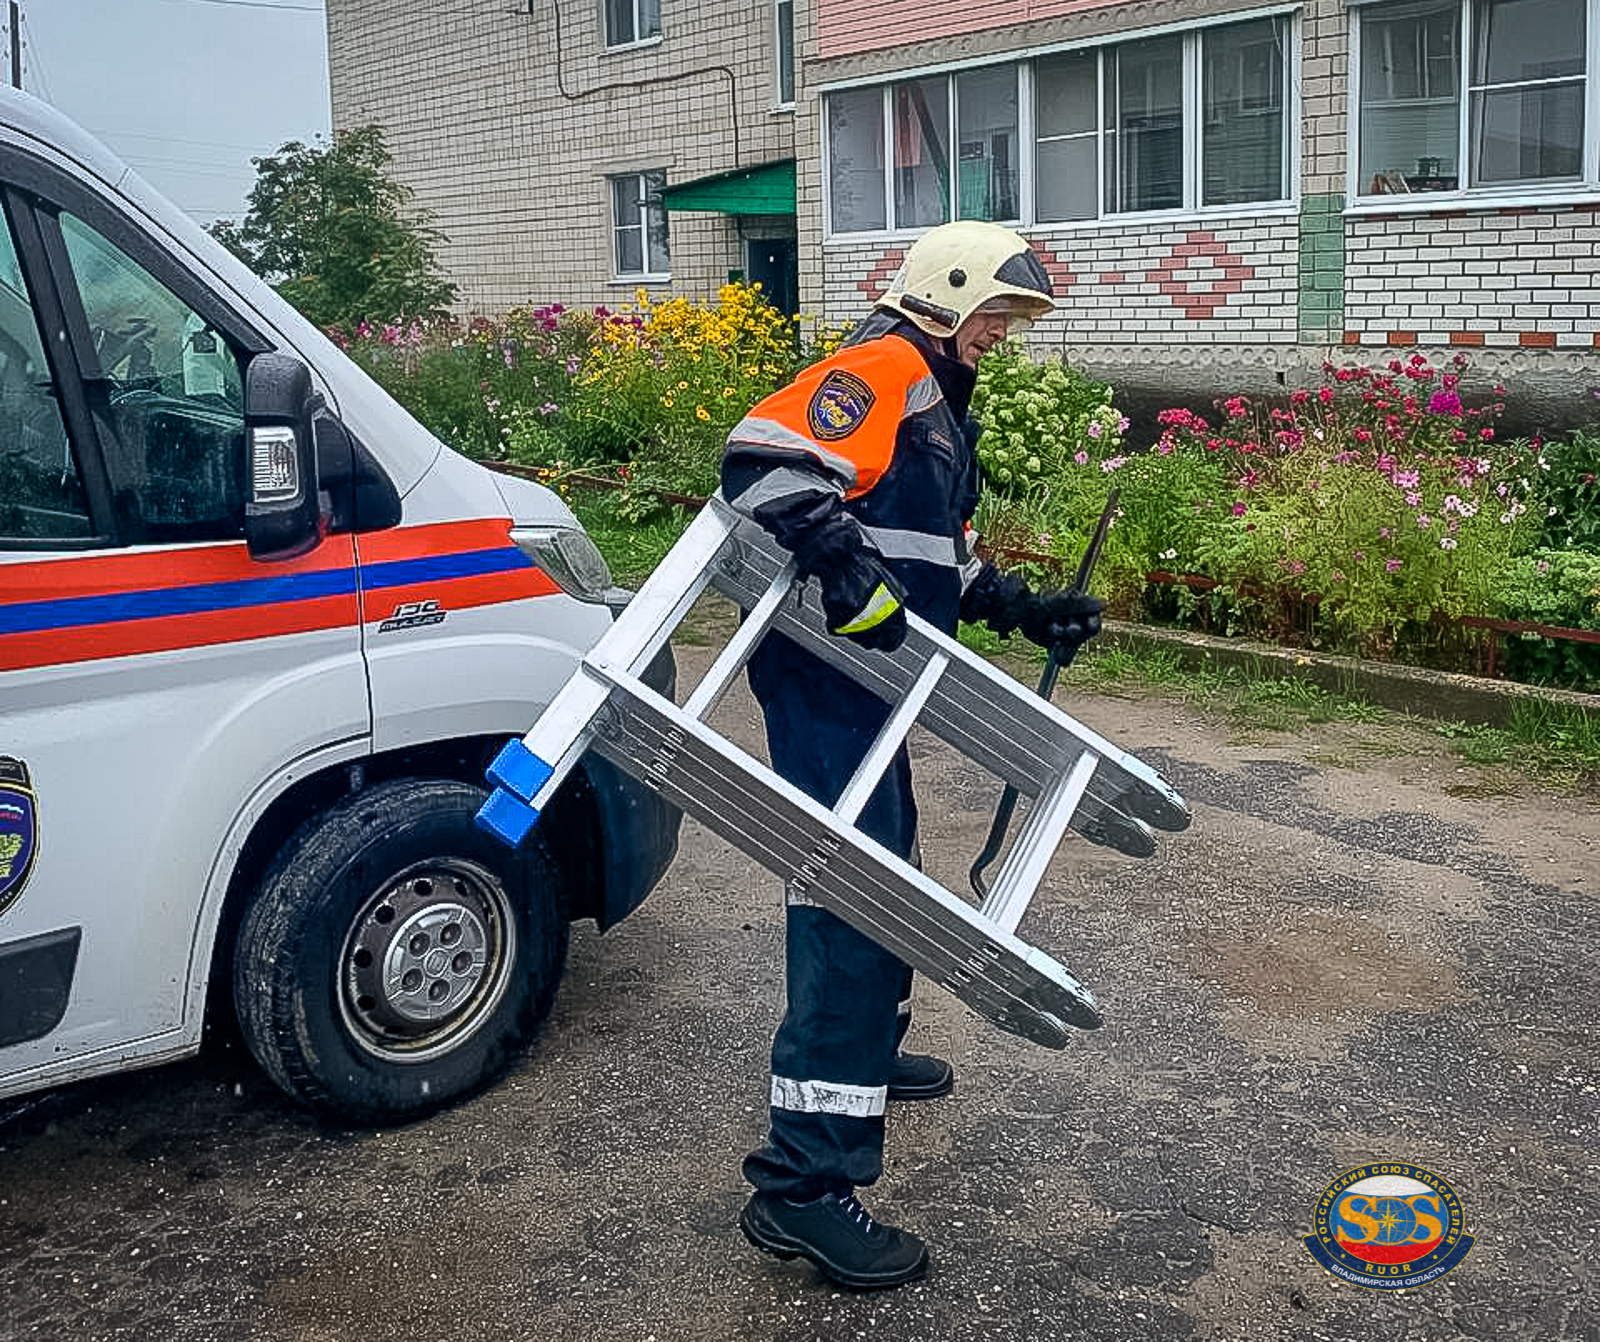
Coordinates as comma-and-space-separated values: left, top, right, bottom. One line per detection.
0, 89, 680, 1124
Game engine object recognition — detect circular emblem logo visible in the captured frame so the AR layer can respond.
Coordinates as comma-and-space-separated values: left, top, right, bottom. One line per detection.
1304, 1163, 1475, 1290
0, 756, 39, 917
806, 369, 875, 441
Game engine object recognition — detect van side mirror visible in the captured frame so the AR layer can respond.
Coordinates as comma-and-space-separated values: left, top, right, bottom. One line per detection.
243, 352, 321, 561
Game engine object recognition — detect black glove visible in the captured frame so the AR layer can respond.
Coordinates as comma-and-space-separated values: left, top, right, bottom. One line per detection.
818, 551, 907, 652
961, 561, 1103, 659
1018, 588, 1105, 660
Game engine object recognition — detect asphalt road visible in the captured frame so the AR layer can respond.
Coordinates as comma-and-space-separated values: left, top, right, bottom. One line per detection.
1, 637, 1596, 1342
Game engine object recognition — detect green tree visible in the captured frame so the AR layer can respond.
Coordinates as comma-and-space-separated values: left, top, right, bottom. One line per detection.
209, 125, 456, 330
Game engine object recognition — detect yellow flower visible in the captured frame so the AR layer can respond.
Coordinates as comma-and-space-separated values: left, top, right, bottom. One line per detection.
696, 405, 710, 421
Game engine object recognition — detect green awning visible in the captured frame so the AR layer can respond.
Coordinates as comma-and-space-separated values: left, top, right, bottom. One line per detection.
659, 159, 796, 215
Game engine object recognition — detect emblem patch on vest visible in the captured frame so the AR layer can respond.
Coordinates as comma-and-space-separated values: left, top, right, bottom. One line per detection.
806, 369, 875, 441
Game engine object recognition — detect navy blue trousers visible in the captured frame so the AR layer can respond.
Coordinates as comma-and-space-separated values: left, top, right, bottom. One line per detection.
743, 636, 915, 1200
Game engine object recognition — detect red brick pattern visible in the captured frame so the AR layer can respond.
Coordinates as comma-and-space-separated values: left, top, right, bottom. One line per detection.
857, 247, 906, 301
1140, 232, 1254, 320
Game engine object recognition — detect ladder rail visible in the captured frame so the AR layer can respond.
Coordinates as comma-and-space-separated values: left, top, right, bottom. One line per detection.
702, 532, 1187, 826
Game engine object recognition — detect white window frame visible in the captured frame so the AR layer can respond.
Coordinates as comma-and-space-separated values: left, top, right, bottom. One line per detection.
1348, 0, 1600, 208
775, 0, 795, 109
819, 6, 1297, 240
609, 170, 670, 281
603, 0, 661, 52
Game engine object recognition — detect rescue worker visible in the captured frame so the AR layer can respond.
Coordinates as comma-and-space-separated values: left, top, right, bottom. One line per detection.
722, 220, 1105, 1289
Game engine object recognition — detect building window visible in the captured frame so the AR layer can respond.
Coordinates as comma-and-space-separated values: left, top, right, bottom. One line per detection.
605, 0, 660, 48
822, 12, 1292, 236
611, 171, 670, 277
957, 65, 1020, 220
894, 77, 951, 228
828, 86, 887, 232
776, 0, 795, 106
1034, 50, 1099, 222
1203, 17, 1287, 205
1355, 0, 1589, 195
1105, 36, 1185, 212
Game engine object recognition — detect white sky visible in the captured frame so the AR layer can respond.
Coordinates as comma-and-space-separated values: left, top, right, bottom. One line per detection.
16, 0, 331, 225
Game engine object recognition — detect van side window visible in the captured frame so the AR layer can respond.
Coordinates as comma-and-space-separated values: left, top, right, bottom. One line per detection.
0, 210, 85, 544
59, 213, 246, 542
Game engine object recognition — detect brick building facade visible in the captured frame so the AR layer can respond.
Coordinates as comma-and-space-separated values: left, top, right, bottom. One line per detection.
327, 0, 1600, 430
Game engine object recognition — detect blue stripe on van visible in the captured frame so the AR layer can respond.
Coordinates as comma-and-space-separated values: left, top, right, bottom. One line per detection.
1, 547, 530, 635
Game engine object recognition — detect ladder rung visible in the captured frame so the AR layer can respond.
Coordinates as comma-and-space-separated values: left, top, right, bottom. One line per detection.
979, 751, 1099, 934
680, 562, 798, 721
834, 650, 949, 826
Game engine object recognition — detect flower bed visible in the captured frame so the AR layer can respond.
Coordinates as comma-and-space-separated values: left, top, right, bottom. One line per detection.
332, 291, 1600, 692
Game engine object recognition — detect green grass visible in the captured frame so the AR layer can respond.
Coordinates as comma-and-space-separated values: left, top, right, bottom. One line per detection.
1435, 701, 1600, 791
571, 492, 693, 588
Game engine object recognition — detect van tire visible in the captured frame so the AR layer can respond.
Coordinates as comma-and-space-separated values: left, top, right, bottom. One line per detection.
233, 777, 568, 1125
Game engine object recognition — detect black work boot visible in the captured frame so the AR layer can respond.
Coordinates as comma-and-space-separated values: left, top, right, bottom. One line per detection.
887, 1051, 954, 1102
740, 1190, 929, 1290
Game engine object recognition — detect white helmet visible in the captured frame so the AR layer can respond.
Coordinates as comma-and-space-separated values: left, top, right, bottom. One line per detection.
878, 220, 1055, 338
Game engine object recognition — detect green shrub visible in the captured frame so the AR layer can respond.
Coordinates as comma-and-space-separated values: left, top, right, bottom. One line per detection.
1495, 547, 1600, 689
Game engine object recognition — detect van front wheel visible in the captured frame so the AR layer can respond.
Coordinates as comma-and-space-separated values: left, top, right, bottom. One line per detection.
234, 777, 568, 1124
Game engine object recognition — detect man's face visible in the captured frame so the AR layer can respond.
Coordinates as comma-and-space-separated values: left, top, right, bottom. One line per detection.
954, 307, 1012, 368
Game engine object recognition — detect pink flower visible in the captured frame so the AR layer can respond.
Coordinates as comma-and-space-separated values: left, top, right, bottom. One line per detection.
1074, 450, 1089, 465
1385, 557, 1402, 572
1231, 501, 1247, 516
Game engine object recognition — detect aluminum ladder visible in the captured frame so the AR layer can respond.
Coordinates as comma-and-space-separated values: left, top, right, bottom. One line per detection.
477, 496, 1190, 1048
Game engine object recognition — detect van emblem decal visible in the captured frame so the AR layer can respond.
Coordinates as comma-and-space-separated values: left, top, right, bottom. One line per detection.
0, 757, 39, 916
378, 599, 447, 633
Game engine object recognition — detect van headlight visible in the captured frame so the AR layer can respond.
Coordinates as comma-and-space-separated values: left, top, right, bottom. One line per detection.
510, 525, 613, 603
